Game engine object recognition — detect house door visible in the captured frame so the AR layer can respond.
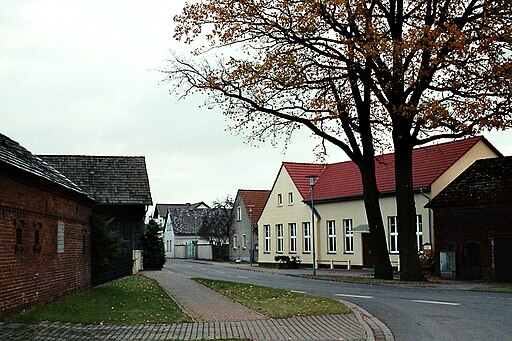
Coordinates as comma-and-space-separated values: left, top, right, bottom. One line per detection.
464, 241, 481, 279
362, 234, 373, 268
494, 236, 512, 282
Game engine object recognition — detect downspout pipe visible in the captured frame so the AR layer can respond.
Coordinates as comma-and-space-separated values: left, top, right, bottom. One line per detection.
419, 187, 432, 248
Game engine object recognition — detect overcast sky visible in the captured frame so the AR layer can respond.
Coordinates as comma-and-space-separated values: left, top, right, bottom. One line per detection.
2, 1, 511, 212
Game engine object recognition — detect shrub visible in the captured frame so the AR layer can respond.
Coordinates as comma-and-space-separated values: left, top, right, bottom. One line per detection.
143, 219, 166, 270
275, 255, 301, 269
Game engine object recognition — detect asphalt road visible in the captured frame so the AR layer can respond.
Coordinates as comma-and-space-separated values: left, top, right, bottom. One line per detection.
164, 259, 512, 341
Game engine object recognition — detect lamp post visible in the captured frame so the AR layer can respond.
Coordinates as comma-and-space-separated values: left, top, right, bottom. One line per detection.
307, 175, 318, 276
248, 205, 254, 266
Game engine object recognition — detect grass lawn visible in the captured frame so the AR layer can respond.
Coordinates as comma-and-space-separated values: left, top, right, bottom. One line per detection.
472, 284, 512, 293
4, 275, 192, 325
193, 278, 351, 318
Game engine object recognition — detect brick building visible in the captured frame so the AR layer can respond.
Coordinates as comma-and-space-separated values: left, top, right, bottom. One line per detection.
428, 156, 512, 281
0, 134, 96, 318
40, 155, 152, 285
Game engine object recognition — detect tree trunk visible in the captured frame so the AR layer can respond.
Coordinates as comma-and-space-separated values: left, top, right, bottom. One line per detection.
359, 164, 394, 280
393, 131, 425, 281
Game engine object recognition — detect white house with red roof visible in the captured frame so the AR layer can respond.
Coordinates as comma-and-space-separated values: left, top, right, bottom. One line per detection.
257, 137, 501, 268
230, 189, 271, 262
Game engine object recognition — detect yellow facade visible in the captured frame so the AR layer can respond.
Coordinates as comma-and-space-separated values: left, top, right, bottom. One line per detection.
258, 140, 500, 268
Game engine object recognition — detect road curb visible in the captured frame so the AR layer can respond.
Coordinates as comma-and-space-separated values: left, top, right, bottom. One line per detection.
343, 301, 394, 341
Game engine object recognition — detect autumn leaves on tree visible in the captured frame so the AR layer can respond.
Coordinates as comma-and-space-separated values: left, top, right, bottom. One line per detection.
166, 0, 512, 280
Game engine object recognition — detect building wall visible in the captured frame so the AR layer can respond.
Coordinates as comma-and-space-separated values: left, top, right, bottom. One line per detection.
258, 167, 433, 267
0, 173, 93, 318
258, 167, 318, 265
230, 197, 256, 262
431, 140, 498, 197
433, 206, 512, 281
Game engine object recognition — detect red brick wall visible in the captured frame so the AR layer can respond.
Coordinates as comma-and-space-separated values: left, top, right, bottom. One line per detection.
0, 173, 93, 318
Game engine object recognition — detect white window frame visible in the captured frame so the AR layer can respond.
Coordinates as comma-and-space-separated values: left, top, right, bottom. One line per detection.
343, 219, 354, 253
242, 234, 247, 249
264, 225, 271, 252
288, 192, 294, 205
416, 215, 423, 251
276, 224, 284, 253
277, 193, 283, 206
289, 223, 297, 253
389, 216, 398, 253
303, 222, 311, 253
233, 235, 238, 250
237, 206, 242, 221
327, 220, 336, 253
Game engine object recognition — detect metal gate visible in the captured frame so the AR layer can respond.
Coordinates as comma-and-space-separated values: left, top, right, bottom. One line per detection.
186, 242, 197, 260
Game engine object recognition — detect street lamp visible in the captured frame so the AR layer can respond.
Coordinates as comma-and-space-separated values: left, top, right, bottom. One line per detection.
247, 205, 254, 266
307, 175, 318, 276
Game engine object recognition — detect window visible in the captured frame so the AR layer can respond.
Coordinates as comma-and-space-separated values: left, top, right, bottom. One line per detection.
242, 234, 247, 249
343, 219, 354, 253
289, 223, 297, 253
15, 227, 23, 252
237, 206, 242, 221
303, 222, 311, 253
57, 222, 65, 253
327, 220, 336, 253
277, 193, 283, 206
276, 224, 284, 253
233, 235, 238, 249
416, 215, 423, 251
389, 216, 398, 253
264, 225, 271, 252
288, 192, 293, 205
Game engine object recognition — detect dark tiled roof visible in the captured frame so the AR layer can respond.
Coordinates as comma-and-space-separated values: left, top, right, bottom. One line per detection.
0, 133, 92, 199
154, 202, 209, 219
237, 190, 270, 227
163, 203, 210, 235
39, 155, 152, 205
285, 137, 497, 201
428, 156, 512, 208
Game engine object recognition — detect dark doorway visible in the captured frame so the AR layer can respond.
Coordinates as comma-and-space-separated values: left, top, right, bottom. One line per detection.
464, 241, 481, 279
494, 236, 512, 282
362, 233, 373, 268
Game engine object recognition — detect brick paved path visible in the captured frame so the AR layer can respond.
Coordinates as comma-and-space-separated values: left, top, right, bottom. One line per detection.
144, 270, 266, 322
0, 314, 367, 340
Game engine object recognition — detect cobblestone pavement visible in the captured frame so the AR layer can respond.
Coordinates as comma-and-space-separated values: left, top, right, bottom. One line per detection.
0, 266, 394, 340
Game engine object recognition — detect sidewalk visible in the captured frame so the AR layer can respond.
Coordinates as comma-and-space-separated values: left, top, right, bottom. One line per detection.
222, 261, 492, 291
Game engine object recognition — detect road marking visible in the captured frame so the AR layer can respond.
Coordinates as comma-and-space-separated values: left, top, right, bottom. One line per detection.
237, 275, 248, 279
290, 290, 306, 294
335, 294, 374, 299
411, 300, 460, 306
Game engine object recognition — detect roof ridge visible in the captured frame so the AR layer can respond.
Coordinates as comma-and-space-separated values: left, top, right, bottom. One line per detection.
39, 154, 146, 158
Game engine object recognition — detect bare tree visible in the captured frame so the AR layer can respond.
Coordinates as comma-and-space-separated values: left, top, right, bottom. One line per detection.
199, 197, 235, 245
166, 0, 512, 280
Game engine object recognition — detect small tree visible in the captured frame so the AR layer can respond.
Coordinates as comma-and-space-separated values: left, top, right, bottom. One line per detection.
143, 219, 166, 270
90, 214, 123, 278
199, 197, 234, 245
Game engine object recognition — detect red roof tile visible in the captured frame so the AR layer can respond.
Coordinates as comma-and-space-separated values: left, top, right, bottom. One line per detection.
238, 189, 271, 227
284, 137, 497, 201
